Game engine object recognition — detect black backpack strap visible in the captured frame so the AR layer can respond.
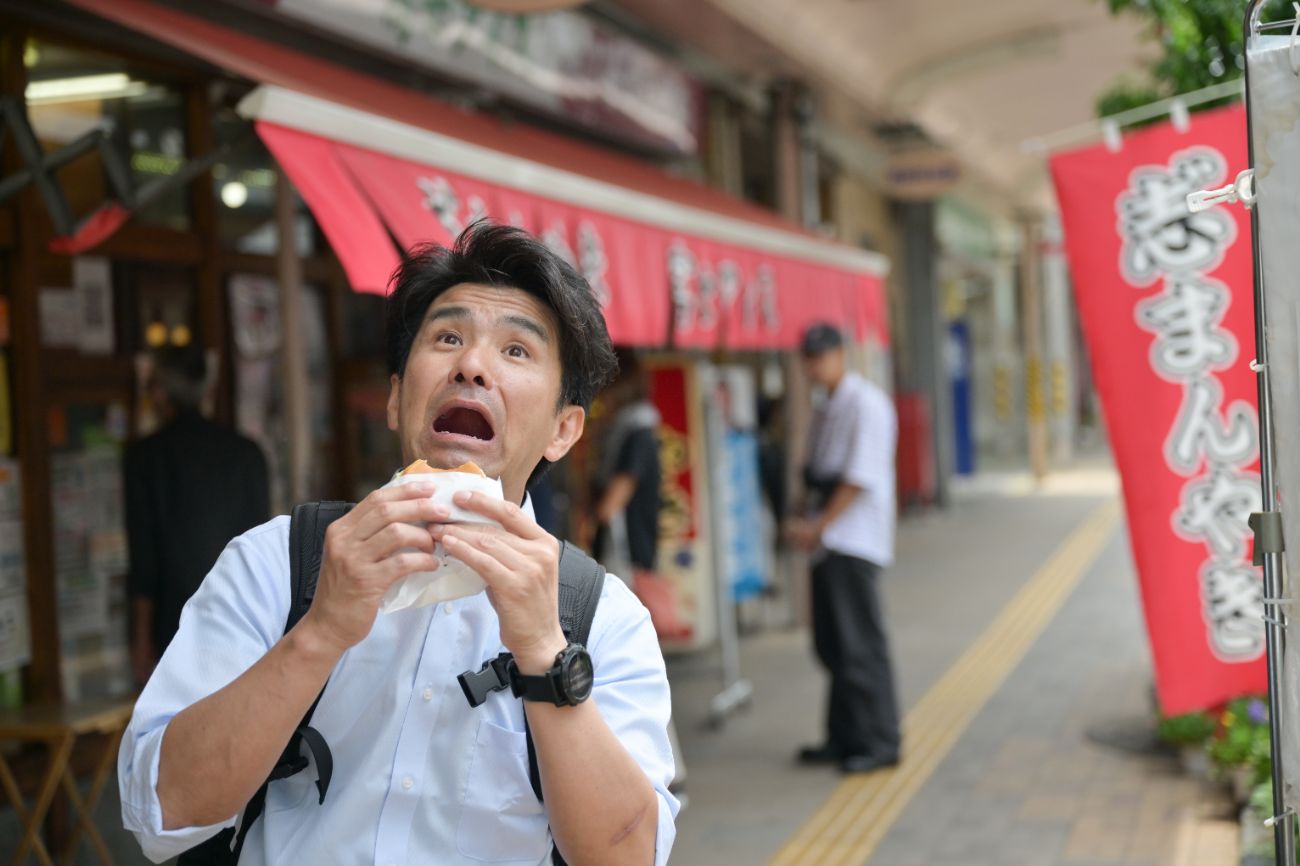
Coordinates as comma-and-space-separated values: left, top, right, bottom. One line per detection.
224, 502, 353, 863
525, 541, 606, 866
555, 541, 605, 649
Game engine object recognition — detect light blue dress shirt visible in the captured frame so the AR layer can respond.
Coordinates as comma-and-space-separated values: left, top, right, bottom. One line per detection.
118, 508, 679, 865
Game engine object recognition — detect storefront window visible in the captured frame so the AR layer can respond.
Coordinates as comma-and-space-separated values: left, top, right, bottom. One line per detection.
23, 38, 192, 233
49, 400, 131, 704
213, 108, 319, 256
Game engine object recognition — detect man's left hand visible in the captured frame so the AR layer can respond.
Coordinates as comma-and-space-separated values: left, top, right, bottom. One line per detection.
432, 492, 567, 674
784, 518, 822, 552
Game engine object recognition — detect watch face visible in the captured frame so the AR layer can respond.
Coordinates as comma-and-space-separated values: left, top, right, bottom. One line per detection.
564, 649, 594, 703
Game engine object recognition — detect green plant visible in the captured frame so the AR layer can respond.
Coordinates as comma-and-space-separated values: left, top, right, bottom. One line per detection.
1251, 779, 1274, 816
1097, 0, 1293, 119
1205, 696, 1275, 788
1156, 710, 1216, 745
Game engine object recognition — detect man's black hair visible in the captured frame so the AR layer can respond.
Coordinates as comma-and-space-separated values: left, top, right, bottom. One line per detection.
153, 343, 208, 410
386, 220, 618, 411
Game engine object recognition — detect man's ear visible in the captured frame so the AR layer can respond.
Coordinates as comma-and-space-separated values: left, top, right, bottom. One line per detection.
387, 374, 401, 432
544, 405, 586, 463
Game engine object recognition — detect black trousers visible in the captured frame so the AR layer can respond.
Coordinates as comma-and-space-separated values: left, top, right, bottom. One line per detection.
811, 552, 901, 757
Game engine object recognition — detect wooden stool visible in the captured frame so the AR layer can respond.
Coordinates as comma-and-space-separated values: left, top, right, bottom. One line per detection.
0, 700, 134, 866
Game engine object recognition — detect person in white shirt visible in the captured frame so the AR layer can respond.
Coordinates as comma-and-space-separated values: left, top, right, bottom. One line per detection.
786, 322, 901, 774
118, 221, 678, 865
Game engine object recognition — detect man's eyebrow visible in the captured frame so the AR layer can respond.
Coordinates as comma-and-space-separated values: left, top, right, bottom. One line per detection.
501, 313, 550, 344
426, 305, 470, 323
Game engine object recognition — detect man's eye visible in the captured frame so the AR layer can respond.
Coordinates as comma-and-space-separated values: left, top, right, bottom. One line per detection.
436, 332, 461, 345
506, 344, 529, 358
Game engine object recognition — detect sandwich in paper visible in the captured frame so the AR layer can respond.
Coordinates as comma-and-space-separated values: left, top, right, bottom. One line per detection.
378, 459, 503, 612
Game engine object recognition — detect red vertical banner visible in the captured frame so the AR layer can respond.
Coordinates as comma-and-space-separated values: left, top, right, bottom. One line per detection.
1050, 105, 1266, 714
648, 361, 714, 648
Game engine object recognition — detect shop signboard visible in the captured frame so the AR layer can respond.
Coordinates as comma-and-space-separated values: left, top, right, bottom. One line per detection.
275, 129, 886, 351
649, 360, 715, 650
1050, 106, 1264, 713
269, 0, 703, 156
703, 365, 768, 602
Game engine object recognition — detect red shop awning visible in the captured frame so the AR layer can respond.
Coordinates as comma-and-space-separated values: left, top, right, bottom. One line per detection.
67, 0, 890, 350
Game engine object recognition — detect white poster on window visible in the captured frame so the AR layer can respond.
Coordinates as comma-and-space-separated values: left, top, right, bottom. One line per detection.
38, 287, 79, 348
0, 593, 30, 671
73, 256, 114, 354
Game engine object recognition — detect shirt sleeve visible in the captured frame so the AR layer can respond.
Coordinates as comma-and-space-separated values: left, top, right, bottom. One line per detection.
841, 386, 897, 502
584, 575, 680, 866
118, 517, 292, 863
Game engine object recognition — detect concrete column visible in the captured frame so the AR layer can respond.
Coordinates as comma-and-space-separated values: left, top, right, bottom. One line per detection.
900, 200, 953, 506
704, 93, 744, 197
770, 82, 802, 226
1041, 215, 1076, 463
990, 248, 1020, 458
1021, 218, 1049, 480
276, 172, 311, 506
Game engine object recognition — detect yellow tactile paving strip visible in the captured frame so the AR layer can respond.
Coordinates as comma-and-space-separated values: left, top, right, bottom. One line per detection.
767, 499, 1122, 866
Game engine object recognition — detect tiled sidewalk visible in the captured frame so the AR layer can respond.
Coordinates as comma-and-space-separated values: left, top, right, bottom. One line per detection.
669, 467, 1242, 866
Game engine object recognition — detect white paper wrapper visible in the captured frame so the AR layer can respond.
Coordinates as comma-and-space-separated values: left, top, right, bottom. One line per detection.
378, 470, 503, 613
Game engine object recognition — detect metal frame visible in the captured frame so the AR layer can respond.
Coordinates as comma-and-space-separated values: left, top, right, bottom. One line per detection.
1243, 2, 1295, 863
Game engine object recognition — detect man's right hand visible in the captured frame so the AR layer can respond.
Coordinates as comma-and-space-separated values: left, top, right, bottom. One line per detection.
299, 481, 449, 654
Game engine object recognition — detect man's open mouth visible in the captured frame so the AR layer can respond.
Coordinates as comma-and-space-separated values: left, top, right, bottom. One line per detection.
433, 405, 495, 441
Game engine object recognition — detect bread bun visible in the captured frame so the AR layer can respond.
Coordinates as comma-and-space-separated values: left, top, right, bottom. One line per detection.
400, 459, 486, 477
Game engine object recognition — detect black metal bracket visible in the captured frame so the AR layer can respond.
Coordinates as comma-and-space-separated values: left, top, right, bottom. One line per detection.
1249, 512, 1285, 567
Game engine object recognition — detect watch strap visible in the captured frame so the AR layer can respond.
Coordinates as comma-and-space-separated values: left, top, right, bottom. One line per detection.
510, 666, 561, 703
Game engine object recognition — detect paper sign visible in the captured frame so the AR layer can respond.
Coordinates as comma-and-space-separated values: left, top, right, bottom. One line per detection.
73, 257, 114, 355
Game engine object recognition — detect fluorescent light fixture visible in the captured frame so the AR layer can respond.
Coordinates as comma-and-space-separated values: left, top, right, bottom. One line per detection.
26, 73, 148, 104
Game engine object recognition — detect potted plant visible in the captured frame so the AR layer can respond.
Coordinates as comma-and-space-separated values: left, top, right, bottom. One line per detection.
1156, 710, 1216, 778
1207, 697, 1273, 805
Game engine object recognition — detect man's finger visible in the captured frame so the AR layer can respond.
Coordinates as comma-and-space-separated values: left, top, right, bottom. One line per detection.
351, 486, 448, 542
450, 491, 547, 540
364, 522, 437, 562
440, 533, 512, 586
438, 524, 534, 576
379, 551, 441, 587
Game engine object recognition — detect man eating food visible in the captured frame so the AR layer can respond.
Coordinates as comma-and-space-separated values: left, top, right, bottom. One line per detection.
119, 221, 678, 866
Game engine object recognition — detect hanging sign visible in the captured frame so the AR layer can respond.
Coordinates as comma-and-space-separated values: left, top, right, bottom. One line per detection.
1050, 105, 1265, 714
260, 122, 887, 351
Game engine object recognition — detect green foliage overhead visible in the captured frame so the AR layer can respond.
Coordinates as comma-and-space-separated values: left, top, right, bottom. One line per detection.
1098, 0, 1292, 117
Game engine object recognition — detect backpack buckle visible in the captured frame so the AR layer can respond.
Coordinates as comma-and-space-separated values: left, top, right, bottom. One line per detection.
458, 652, 514, 708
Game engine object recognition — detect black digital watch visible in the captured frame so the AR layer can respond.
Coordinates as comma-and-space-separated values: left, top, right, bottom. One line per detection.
508, 643, 594, 707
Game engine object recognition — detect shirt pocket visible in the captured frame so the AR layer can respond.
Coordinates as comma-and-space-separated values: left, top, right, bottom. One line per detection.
456, 718, 552, 863
262, 765, 315, 815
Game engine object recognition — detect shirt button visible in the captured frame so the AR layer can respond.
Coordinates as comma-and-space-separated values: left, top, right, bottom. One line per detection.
402, 775, 414, 790
422, 686, 434, 701
443, 601, 455, 614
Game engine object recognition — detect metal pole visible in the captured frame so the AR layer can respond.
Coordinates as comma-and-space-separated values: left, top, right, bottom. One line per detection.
1242, 3, 1294, 861
1020, 217, 1049, 480
275, 170, 311, 507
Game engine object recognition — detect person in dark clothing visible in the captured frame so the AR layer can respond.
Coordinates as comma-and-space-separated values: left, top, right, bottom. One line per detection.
590, 355, 662, 577
126, 344, 270, 686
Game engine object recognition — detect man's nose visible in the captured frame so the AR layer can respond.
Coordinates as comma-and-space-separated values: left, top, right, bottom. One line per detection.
451, 343, 493, 389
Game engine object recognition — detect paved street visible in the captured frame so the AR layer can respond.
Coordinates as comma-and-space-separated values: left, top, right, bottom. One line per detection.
668, 462, 1239, 866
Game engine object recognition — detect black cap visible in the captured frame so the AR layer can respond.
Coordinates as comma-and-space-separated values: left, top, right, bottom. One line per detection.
801, 323, 844, 357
